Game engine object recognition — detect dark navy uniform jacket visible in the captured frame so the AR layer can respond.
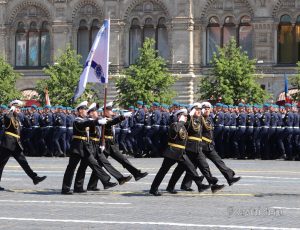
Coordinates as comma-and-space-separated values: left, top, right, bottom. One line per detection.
223, 112, 231, 127
261, 112, 270, 127
151, 109, 161, 126
283, 112, 294, 128
54, 112, 66, 127
237, 112, 247, 127
254, 113, 262, 127
134, 108, 145, 125
30, 112, 40, 127
270, 112, 278, 128
213, 111, 224, 126
230, 113, 237, 127
246, 113, 254, 127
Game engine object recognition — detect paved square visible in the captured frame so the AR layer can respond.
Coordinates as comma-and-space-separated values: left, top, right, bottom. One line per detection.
0, 157, 299, 230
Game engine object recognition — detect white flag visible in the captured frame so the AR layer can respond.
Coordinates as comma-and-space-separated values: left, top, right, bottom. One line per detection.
73, 19, 110, 101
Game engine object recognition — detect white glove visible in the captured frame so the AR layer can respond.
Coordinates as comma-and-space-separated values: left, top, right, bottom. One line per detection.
99, 145, 105, 152
9, 106, 16, 112
189, 108, 196, 116
98, 118, 107, 125
123, 112, 132, 118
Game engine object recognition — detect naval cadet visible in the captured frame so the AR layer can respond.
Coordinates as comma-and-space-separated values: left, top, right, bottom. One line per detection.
149, 108, 209, 196
0, 100, 46, 191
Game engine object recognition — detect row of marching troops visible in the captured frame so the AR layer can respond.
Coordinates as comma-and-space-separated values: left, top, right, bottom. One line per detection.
0, 99, 241, 195
1, 100, 300, 161
0, 104, 75, 157
111, 101, 300, 161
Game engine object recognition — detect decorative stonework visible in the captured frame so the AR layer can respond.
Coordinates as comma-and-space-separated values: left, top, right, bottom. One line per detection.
71, 0, 103, 21
123, 0, 170, 21
7, 1, 52, 25
201, 0, 254, 18
272, 0, 298, 17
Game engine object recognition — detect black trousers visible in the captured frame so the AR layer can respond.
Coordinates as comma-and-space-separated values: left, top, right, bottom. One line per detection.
181, 148, 235, 189
61, 152, 111, 192
167, 150, 216, 190
0, 147, 37, 182
87, 144, 141, 189
150, 155, 202, 191
74, 150, 124, 190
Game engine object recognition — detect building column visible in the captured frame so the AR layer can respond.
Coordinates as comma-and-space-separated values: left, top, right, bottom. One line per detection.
0, 1, 7, 58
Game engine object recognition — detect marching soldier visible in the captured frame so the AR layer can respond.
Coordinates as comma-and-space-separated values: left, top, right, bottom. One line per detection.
0, 100, 46, 191
61, 101, 117, 195
86, 103, 148, 191
166, 103, 224, 194
149, 108, 209, 196
73, 103, 132, 192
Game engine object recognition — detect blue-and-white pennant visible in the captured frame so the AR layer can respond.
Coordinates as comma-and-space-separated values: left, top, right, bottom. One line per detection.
73, 19, 110, 101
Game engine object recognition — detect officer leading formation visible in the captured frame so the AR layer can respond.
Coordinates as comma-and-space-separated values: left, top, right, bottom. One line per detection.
2, 98, 300, 194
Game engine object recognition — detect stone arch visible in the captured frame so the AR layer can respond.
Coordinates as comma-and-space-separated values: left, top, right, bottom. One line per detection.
201, 0, 254, 19
272, 0, 297, 18
7, 1, 52, 25
71, 0, 104, 22
123, 0, 170, 21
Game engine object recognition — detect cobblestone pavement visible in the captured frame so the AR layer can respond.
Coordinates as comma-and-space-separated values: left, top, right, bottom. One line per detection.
0, 157, 299, 230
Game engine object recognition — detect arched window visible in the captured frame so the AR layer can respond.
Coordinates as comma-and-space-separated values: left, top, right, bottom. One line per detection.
91, 19, 100, 45
239, 16, 253, 58
15, 21, 51, 67
77, 20, 89, 64
15, 22, 26, 66
223, 16, 236, 45
278, 15, 294, 64
40, 21, 50, 66
129, 18, 142, 64
157, 17, 169, 60
143, 18, 155, 41
77, 19, 101, 65
296, 16, 300, 62
129, 17, 170, 64
28, 22, 39, 66
206, 15, 254, 64
207, 16, 221, 63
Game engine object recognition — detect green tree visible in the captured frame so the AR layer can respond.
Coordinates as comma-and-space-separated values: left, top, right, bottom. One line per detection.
0, 57, 21, 104
36, 44, 95, 106
290, 62, 300, 101
197, 38, 269, 104
116, 38, 175, 107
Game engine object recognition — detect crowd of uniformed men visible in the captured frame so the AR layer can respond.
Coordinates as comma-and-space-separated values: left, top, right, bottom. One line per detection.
1, 101, 300, 161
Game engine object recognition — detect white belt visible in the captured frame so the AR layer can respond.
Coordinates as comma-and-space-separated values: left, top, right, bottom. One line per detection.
247, 126, 254, 128
285, 126, 293, 129
122, 128, 129, 131
239, 126, 246, 128
262, 126, 269, 128
270, 126, 277, 128
32, 126, 39, 128
67, 127, 73, 129
152, 125, 160, 127
136, 123, 144, 126
145, 126, 151, 129
230, 126, 236, 128
293, 127, 299, 129
46, 126, 53, 128
59, 126, 66, 128
224, 126, 230, 128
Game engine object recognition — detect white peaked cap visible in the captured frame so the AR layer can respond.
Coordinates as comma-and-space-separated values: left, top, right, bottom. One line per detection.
9, 100, 23, 107
201, 101, 212, 109
87, 102, 97, 113
174, 108, 188, 117
192, 102, 202, 109
75, 101, 88, 111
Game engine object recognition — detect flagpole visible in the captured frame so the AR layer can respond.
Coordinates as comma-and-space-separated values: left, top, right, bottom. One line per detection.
101, 18, 110, 149
101, 84, 108, 148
